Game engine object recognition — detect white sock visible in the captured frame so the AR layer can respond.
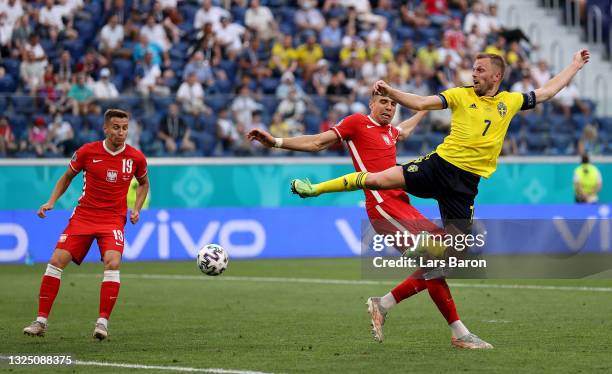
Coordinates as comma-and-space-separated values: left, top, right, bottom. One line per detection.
449, 320, 470, 338
379, 292, 397, 310
103, 270, 120, 283
36, 316, 48, 324
96, 318, 108, 328
45, 264, 63, 279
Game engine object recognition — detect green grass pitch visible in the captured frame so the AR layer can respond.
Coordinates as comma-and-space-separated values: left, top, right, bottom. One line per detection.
1, 258, 612, 373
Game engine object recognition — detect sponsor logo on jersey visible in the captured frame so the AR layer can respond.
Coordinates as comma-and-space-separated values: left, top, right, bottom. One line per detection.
497, 102, 507, 118
106, 169, 118, 183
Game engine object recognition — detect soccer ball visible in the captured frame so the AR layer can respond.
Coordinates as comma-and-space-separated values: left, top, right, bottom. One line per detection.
197, 244, 229, 276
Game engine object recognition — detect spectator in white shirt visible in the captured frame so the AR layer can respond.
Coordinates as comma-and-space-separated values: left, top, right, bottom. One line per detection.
214, 15, 245, 55
100, 14, 124, 54
92, 68, 119, 99
463, 1, 490, 35
553, 80, 590, 119
231, 84, 263, 126
0, 0, 24, 27
193, 0, 229, 30
176, 72, 211, 115
39, 0, 65, 34
294, 0, 325, 33
141, 14, 171, 52
244, 0, 276, 42
530, 60, 552, 88
366, 18, 392, 48
361, 52, 387, 85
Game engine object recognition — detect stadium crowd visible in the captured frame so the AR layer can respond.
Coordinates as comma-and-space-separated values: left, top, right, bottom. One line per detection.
0, 0, 610, 158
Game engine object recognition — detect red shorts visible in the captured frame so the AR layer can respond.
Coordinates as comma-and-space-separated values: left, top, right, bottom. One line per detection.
56, 217, 125, 265
367, 195, 444, 253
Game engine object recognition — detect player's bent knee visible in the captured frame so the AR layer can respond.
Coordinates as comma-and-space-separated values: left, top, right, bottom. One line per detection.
103, 250, 122, 270
49, 249, 72, 269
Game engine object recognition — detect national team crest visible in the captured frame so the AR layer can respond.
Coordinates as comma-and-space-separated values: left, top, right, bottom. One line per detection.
407, 164, 419, 173
106, 169, 118, 183
497, 102, 507, 118
382, 134, 391, 145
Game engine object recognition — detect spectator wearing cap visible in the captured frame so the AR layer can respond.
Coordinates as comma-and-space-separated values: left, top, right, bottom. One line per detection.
245, 0, 276, 42
276, 71, 305, 100
311, 59, 331, 96
0, 116, 17, 156
24, 116, 56, 157
176, 72, 211, 115
92, 68, 119, 100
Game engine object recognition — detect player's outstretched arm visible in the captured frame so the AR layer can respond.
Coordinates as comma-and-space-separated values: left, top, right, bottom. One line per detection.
247, 128, 339, 152
374, 80, 445, 111
534, 49, 590, 103
37, 168, 78, 218
397, 111, 428, 141
130, 174, 150, 224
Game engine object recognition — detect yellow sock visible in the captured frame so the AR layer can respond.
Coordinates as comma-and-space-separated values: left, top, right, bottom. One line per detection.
313, 172, 369, 195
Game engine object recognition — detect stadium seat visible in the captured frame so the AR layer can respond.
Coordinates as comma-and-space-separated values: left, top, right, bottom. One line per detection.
0, 75, 15, 93
427, 131, 447, 147
550, 133, 574, 155
525, 133, 550, 154
205, 96, 229, 113
112, 59, 135, 81
401, 133, 427, 155
2, 58, 20, 81
396, 26, 416, 41
261, 77, 279, 95
152, 95, 174, 112
304, 112, 321, 134
598, 117, 612, 133
11, 96, 36, 115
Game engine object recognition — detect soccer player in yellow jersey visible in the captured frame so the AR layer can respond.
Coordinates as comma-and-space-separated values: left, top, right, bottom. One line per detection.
292, 50, 590, 231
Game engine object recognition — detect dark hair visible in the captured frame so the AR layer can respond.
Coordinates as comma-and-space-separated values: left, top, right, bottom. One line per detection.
476, 53, 506, 78
104, 109, 129, 124
581, 153, 590, 164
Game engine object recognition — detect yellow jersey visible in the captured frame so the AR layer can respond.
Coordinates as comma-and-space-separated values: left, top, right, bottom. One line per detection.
436, 86, 535, 178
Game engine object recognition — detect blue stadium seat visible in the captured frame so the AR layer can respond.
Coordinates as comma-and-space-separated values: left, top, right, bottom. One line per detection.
550, 133, 574, 155
196, 113, 217, 132
598, 117, 612, 133
11, 96, 36, 115
62, 114, 82, 132
112, 59, 134, 80
396, 26, 416, 41
261, 77, 279, 95
231, 5, 246, 24
8, 114, 27, 136
75, 20, 96, 43
2, 58, 20, 81
180, 114, 195, 129
62, 39, 84, 58
525, 133, 549, 154
417, 27, 441, 42
427, 132, 447, 147
401, 133, 427, 155
304, 112, 321, 134
152, 95, 174, 112
0, 74, 16, 93
260, 96, 279, 114
205, 96, 229, 113
571, 113, 590, 130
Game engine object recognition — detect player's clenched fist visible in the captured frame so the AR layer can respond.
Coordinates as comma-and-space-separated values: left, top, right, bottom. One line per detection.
573, 49, 590, 69
130, 209, 140, 224
37, 202, 54, 218
247, 128, 275, 148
